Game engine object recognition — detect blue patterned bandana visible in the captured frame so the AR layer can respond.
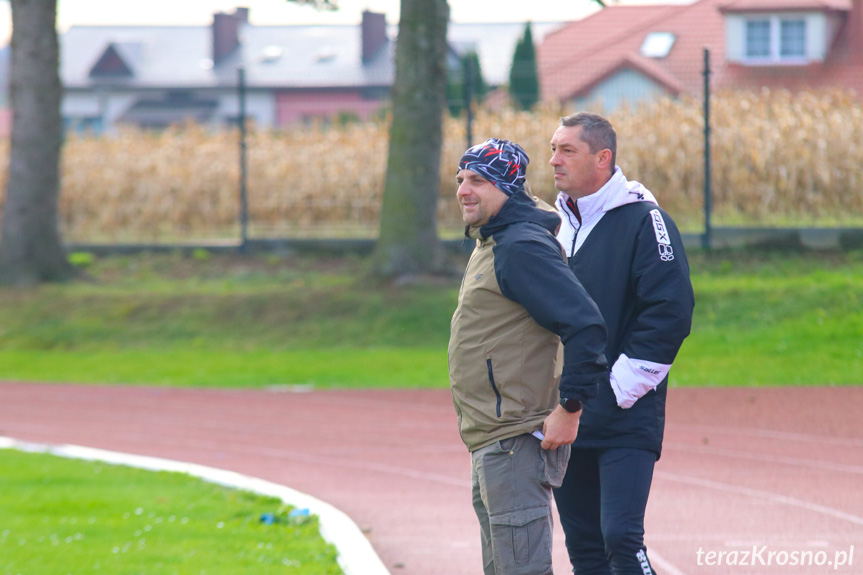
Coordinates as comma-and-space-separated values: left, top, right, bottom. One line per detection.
458, 138, 529, 196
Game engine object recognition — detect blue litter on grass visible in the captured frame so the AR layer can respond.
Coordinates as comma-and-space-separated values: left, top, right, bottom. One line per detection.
260, 508, 311, 525
260, 512, 276, 525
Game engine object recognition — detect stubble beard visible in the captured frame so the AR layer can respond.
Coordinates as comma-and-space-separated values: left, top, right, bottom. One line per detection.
461, 205, 484, 227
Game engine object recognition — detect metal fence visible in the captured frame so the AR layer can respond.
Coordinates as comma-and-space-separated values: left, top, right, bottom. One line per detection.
6, 38, 863, 252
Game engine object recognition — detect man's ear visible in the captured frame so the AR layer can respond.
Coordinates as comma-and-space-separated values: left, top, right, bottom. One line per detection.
596, 149, 613, 171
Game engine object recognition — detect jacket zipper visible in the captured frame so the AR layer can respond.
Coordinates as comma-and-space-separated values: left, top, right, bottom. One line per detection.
458, 245, 479, 293
567, 196, 582, 257
486, 359, 502, 417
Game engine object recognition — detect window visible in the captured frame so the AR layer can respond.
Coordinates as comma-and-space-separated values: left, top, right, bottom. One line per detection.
260, 45, 284, 64
780, 19, 806, 58
640, 32, 676, 58
64, 116, 104, 136
745, 20, 771, 58
744, 17, 807, 62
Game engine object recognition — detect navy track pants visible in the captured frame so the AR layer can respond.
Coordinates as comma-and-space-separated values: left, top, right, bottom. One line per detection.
553, 447, 658, 575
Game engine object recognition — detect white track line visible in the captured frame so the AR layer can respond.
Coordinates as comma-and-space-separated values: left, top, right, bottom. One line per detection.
649, 548, 689, 575
246, 447, 472, 488
668, 424, 863, 448
664, 442, 863, 475
0, 436, 390, 575
656, 471, 863, 527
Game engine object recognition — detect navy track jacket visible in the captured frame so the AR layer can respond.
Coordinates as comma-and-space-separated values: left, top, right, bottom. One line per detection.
556, 168, 695, 457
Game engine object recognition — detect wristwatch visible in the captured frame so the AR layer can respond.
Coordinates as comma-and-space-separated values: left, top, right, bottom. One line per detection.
559, 397, 583, 413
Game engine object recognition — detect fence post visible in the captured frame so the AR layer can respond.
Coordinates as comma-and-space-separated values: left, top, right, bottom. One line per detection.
702, 47, 712, 251
238, 66, 249, 253
464, 55, 474, 150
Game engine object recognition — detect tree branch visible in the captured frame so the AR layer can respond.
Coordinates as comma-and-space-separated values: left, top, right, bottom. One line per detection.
286, 0, 339, 10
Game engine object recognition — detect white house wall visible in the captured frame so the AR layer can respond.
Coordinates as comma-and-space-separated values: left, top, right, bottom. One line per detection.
62, 91, 138, 133
807, 13, 828, 61
572, 68, 669, 113
62, 89, 276, 132
725, 16, 745, 61
217, 91, 275, 129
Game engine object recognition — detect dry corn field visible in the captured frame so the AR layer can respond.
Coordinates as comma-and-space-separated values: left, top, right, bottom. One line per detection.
0, 88, 861, 242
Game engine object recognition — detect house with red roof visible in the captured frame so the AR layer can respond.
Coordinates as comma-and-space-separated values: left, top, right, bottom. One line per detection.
539, 0, 863, 110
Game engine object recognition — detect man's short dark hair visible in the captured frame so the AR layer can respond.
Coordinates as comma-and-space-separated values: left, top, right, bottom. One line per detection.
560, 112, 617, 173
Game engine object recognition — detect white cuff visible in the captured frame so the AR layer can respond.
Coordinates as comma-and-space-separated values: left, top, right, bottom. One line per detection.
609, 353, 670, 409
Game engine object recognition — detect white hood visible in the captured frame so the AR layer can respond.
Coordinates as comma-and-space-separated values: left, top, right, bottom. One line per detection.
555, 166, 658, 257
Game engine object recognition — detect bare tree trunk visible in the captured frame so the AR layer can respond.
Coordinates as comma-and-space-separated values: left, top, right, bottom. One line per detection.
0, 0, 72, 285
373, 0, 449, 278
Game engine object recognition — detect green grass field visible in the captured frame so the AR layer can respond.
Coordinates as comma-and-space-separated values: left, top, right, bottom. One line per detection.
676, 251, 863, 385
0, 448, 341, 574
0, 250, 861, 387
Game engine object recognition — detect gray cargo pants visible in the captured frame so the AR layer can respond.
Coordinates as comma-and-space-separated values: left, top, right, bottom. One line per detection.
471, 433, 570, 575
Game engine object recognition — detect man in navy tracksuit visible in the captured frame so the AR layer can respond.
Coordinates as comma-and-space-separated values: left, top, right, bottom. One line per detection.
549, 112, 694, 574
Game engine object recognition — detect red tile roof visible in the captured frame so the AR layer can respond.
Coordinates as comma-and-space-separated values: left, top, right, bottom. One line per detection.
720, 0, 850, 13
539, 0, 728, 102
539, 0, 863, 103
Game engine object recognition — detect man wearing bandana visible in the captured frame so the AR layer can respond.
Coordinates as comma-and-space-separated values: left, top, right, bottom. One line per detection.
448, 138, 609, 575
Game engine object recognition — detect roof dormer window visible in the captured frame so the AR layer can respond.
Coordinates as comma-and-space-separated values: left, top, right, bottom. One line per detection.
744, 16, 807, 63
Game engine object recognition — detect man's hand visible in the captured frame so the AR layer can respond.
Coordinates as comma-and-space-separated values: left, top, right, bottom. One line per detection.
540, 404, 580, 450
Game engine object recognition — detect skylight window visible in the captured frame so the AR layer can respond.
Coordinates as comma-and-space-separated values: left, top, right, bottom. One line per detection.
261, 45, 284, 63
315, 47, 338, 63
640, 32, 676, 58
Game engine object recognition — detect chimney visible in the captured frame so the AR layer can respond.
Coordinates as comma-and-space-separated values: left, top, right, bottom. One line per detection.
212, 7, 249, 66
362, 10, 388, 63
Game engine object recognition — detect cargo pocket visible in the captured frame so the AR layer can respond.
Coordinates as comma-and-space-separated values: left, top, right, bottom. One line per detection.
489, 506, 551, 571
540, 443, 571, 488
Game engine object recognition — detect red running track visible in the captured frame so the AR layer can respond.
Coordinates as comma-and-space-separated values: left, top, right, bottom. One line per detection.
1, 382, 862, 575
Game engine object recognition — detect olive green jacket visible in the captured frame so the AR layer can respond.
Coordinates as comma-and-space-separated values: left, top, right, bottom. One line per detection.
448, 191, 608, 452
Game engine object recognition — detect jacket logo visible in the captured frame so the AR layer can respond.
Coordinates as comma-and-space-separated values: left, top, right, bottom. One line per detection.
474, 273, 483, 280
649, 209, 674, 262
658, 244, 674, 262
630, 190, 645, 200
